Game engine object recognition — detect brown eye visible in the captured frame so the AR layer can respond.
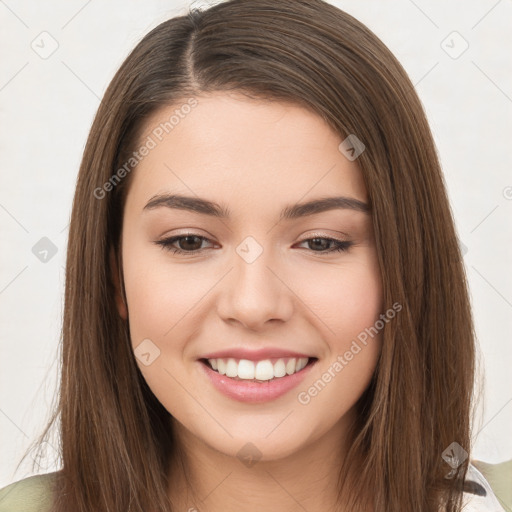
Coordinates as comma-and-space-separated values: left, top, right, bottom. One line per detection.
297, 237, 353, 254
308, 238, 331, 251
175, 235, 204, 251
155, 234, 212, 254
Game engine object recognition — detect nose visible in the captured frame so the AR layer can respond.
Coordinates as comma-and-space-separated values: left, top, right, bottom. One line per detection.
216, 243, 294, 331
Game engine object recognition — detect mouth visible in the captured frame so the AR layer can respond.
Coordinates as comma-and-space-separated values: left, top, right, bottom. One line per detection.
199, 356, 318, 383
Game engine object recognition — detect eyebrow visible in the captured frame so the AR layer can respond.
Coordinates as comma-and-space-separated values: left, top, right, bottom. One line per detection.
143, 193, 370, 220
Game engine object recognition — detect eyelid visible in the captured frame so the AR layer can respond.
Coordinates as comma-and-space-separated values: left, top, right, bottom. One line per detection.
298, 230, 350, 241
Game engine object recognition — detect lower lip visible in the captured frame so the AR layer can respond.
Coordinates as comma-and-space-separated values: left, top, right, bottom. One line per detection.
198, 359, 317, 403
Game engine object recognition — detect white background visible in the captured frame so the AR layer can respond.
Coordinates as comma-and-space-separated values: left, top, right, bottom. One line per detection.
0, 0, 511, 488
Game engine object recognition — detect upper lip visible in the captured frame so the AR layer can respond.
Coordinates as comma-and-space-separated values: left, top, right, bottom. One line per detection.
199, 348, 314, 361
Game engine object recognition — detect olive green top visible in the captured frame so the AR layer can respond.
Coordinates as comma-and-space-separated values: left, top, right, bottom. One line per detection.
1, 460, 511, 511
0, 471, 54, 512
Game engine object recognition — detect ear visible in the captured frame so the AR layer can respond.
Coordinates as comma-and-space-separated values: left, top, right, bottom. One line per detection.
109, 246, 128, 320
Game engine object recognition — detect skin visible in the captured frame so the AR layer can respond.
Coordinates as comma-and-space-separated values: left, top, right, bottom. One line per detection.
113, 91, 383, 512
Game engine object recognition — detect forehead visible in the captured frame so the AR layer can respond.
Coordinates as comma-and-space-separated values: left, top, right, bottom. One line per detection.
125, 92, 368, 212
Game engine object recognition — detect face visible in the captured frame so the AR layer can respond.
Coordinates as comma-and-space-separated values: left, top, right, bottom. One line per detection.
115, 91, 383, 462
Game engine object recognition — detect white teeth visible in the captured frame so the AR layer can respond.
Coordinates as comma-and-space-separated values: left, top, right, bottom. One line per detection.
296, 357, 308, 371
238, 359, 255, 379
206, 357, 312, 380
255, 360, 274, 380
217, 358, 226, 375
226, 358, 238, 377
273, 359, 286, 378
285, 358, 296, 375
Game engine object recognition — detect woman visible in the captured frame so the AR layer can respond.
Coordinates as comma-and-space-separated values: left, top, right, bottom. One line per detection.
1, 0, 509, 511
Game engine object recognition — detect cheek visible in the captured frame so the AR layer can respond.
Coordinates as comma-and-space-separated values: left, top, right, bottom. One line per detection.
295, 254, 383, 347
121, 241, 198, 411
333, 271, 382, 346
296, 264, 383, 415
126, 273, 197, 339
121, 238, 203, 345
294, 252, 383, 400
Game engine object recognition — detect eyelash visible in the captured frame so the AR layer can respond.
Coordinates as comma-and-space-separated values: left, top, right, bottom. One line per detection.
155, 234, 353, 256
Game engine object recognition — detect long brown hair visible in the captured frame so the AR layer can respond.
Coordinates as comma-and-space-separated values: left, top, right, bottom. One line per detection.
21, 0, 477, 510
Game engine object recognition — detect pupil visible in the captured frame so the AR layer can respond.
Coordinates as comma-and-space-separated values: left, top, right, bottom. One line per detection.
311, 238, 327, 251
181, 236, 201, 251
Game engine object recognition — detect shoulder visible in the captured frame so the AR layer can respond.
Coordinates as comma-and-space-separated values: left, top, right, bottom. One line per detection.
0, 471, 58, 512
462, 460, 512, 512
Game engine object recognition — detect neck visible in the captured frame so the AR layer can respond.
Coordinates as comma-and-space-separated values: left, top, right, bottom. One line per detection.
166, 410, 363, 512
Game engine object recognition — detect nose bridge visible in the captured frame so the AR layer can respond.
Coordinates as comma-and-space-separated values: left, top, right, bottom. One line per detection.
217, 235, 293, 328
234, 237, 274, 293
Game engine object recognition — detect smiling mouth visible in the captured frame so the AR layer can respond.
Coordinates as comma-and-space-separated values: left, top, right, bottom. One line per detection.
200, 357, 318, 382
